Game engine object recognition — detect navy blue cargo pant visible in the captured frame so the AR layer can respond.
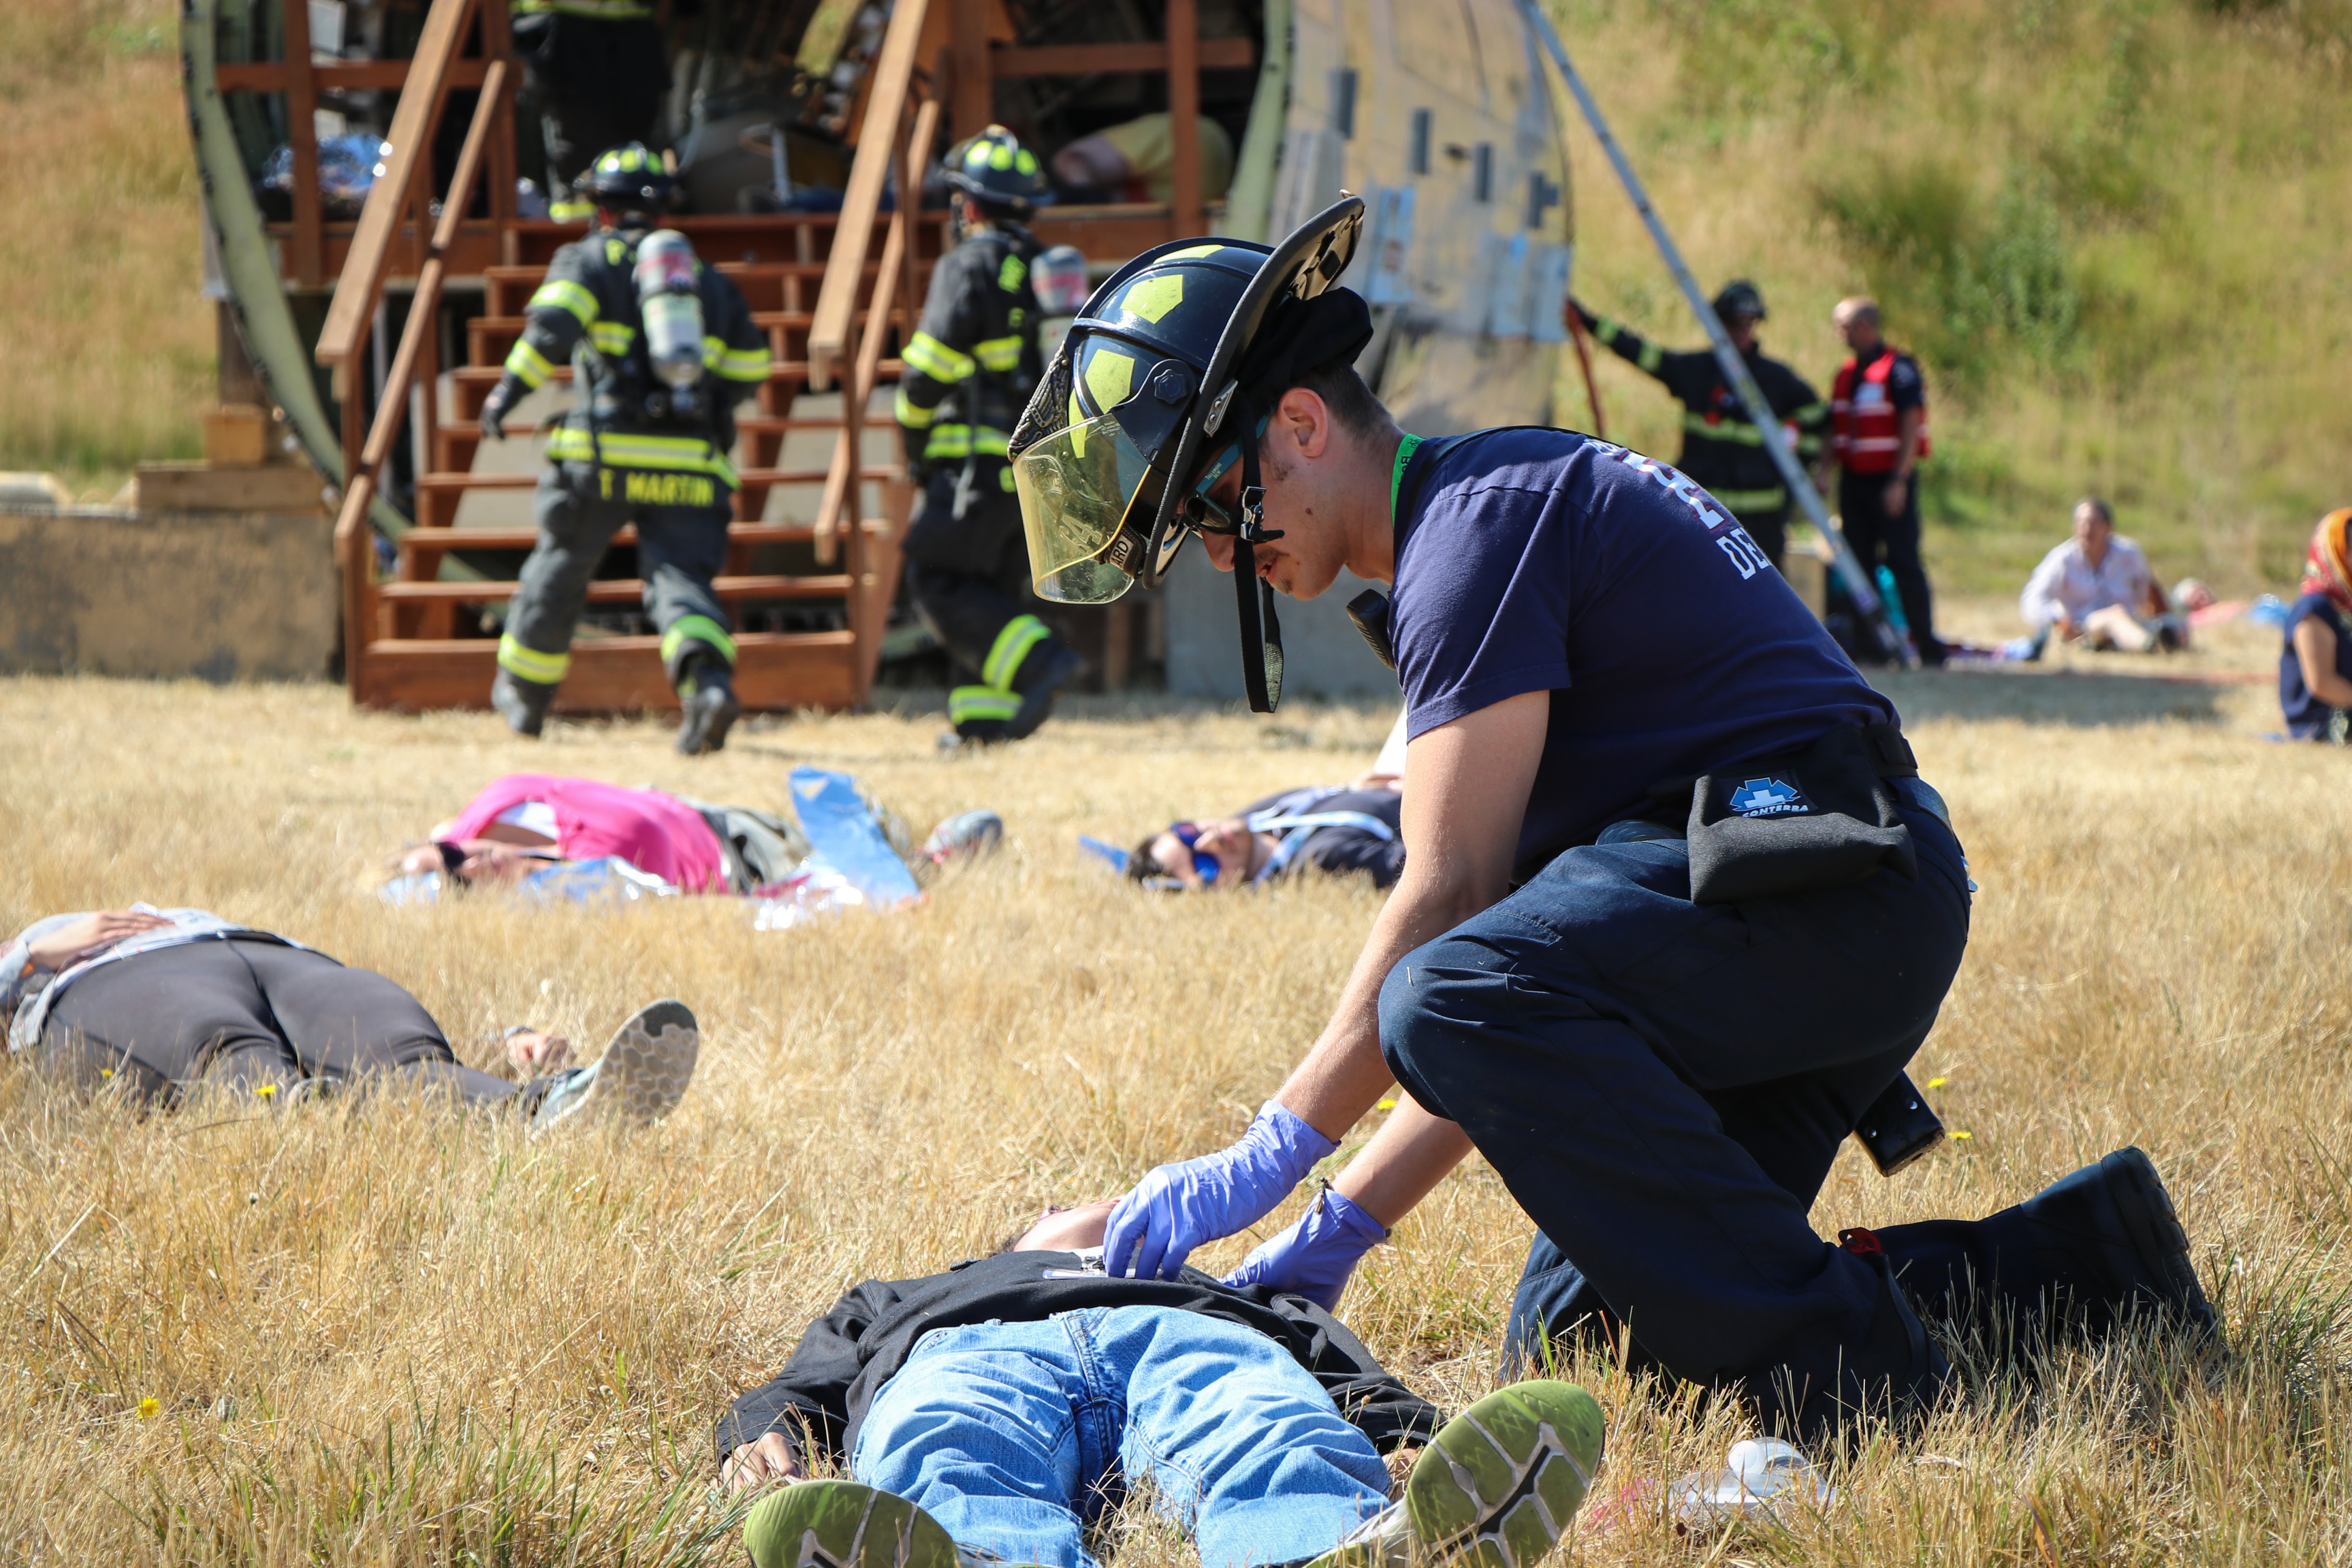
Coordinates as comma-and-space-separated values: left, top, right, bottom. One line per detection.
1380, 779, 1976, 1412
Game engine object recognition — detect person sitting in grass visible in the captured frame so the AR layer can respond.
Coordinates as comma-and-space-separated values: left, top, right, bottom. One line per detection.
390, 773, 1002, 895
1127, 776, 1405, 892
716, 1198, 1603, 1568
2017, 497, 2185, 656
2280, 507, 2352, 743
3, 905, 696, 1125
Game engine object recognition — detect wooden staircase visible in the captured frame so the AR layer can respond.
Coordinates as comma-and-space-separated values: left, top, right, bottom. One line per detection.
317, 0, 947, 715
266, 0, 1236, 712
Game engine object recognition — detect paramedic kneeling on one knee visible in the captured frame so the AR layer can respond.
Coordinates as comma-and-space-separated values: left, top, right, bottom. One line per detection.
1006, 207, 1978, 1442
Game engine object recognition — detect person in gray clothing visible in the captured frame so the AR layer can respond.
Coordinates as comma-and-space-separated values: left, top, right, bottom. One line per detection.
4, 907, 696, 1122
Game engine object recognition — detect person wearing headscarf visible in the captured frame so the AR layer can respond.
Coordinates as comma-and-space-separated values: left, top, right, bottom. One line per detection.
2280, 508, 2352, 742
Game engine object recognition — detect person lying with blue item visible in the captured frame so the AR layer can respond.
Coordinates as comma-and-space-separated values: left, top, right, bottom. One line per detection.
1119, 781, 1404, 892
4, 906, 697, 1124
716, 1199, 1603, 1568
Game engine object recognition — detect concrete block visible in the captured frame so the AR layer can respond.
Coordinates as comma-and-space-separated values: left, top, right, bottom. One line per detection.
0, 505, 337, 682
1162, 541, 1401, 702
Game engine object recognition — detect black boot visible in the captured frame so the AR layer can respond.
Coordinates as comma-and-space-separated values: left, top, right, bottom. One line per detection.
492, 670, 557, 738
1002, 644, 1087, 741
2011, 1146, 2216, 1342
675, 656, 741, 756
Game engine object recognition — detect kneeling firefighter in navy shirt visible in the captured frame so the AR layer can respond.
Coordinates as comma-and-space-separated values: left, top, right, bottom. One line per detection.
1006, 200, 2217, 1443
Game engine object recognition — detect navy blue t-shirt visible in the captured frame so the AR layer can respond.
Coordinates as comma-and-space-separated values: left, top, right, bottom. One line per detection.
2279, 592, 2352, 741
1390, 428, 1899, 873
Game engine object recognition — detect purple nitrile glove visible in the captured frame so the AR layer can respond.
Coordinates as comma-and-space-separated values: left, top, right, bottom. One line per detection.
1222, 1186, 1389, 1310
1103, 1100, 1338, 1281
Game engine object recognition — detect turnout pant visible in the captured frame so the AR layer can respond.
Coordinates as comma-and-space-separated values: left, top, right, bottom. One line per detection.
1838, 469, 1939, 660
512, 12, 669, 212
500, 461, 737, 694
37, 939, 519, 1108
1380, 781, 1972, 1420
904, 463, 1069, 733
851, 1307, 1390, 1568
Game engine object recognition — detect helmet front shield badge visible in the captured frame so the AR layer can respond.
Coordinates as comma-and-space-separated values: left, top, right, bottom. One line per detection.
1006, 196, 1367, 712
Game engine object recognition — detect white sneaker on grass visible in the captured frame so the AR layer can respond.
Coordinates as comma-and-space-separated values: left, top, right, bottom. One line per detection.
532, 999, 698, 1132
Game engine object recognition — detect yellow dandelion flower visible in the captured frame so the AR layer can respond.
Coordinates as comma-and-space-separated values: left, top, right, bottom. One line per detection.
1949, 1130, 1973, 1140
257, 1084, 278, 1098
1375, 1098, 1397, 1111
1926, 1076, 1948, 1089
137, 1398, 159, 1420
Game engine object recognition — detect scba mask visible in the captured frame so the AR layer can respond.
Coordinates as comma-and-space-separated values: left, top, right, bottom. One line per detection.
1007, 198, 1368, 712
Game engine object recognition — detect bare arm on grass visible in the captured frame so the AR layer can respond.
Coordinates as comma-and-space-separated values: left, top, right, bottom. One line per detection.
2294, 615, 2352, 707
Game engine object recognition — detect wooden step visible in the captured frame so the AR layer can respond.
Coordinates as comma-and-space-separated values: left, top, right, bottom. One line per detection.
378, 573, 852, 605
485, 259, 897, 316
398, 521, 821, 561
354, 631, 860, 713
464, 309, 826, 368
411, 465, 896, 494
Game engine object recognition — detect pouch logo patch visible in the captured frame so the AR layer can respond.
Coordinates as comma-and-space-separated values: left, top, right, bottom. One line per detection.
1729, 777, 1810, 817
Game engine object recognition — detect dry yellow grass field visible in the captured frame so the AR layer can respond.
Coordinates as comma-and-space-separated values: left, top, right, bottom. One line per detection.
1, 643, 2347, 1564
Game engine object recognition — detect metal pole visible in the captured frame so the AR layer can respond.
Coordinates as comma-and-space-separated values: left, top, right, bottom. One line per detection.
1513, 0, 1913, 666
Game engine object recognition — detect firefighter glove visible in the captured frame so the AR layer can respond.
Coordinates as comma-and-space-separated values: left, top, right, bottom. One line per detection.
479, 384, 516, 441
1103, 1099, 1337, 1282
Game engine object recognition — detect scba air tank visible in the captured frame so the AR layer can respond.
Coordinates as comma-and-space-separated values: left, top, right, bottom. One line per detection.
633, 230, 707, 415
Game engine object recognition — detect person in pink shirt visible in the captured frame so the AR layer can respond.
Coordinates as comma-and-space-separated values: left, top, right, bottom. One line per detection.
419, 773, 730, 891
391, 774, 1003, 895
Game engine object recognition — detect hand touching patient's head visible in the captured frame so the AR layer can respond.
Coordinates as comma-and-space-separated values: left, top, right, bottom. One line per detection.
1002, 1199, 1117, 1254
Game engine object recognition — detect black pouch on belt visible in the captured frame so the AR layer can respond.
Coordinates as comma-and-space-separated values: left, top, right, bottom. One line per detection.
1680, 724, 1919, 905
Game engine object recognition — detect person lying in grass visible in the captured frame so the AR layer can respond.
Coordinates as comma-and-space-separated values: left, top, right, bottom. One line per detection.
1128, 778, 1404, 892
716, 1199, 1603, 1568
389, 772, 1001, 894
2, 906, 696, 1126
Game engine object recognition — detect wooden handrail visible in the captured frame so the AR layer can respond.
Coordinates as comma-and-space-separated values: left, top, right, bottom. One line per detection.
316, 0, 480, 374
814, 94, 937, 565
329, 61, 506, 698
805, 0, 931, 393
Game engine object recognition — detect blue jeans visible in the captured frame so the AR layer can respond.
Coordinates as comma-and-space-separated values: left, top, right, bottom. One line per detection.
1381, 779, 1972, 1410
850, 1307, 1391, 1568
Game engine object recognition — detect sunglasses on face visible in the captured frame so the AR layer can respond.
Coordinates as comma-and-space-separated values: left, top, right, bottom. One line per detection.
1169, 822, 1222, 883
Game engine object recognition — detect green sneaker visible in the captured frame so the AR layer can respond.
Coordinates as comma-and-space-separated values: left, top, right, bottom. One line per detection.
742, 1481, 960, 1568
531, 999, 698, 1133
1309, 1380, 1604, 1568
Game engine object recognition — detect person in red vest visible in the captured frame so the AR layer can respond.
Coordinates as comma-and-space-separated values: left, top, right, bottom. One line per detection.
1828, 298, 1940, 663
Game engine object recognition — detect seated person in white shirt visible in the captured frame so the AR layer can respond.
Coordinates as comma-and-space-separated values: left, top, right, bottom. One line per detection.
2018, 497, 2186, 654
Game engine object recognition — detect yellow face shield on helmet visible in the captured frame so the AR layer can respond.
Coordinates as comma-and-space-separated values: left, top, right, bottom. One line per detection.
1010, 410, 1153, 603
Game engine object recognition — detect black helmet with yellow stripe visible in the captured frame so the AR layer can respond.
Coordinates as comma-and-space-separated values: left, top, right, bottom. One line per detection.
578, 142, 676, 218
1007, 198, 1367, 711
942, 125, 1052, 215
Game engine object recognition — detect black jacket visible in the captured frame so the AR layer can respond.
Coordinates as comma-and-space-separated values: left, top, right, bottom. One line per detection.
895, 222, 1043, 471
1241, 788, 1406, 889
714, 1251, 1439, 1465
1577, 308, 1826, 520
489, 225, 771, 481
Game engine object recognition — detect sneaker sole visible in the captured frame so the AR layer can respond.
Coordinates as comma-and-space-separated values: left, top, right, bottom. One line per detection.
2101, 1146, 2217, 1335
584, 999, 699, 1124
743, 1481, 958, 1568
1407, 1380, 1604, 1568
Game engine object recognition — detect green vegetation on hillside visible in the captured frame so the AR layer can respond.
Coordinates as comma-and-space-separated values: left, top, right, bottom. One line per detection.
1553, 0, 2352, 596
1, 0, 210, 494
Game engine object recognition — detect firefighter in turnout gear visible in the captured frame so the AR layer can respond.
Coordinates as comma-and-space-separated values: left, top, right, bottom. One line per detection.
897, 126, 1085, 747
509, 0, 671, 223
1570, 281, 1827, 571
475, 144, 773, 754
